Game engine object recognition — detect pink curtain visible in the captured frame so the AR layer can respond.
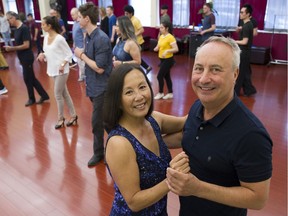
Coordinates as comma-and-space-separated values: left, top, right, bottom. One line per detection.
112, 0, 128, 17
32, 0, 40, 20
190, 0, 206, 26
87, 0, 99, 6
159, 0, 173, 21
0, 1, 4, 12
240, 0, 267, 30
66, 1, 76, 20
15, 0, 25, 13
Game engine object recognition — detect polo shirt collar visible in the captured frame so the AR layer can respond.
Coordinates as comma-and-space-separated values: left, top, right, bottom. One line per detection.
196, 94, 239, 127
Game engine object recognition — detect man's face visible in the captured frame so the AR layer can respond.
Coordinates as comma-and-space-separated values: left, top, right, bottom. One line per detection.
240, 7, 249, 20
77, 12, 87, 29
203, 5, 210, 15
70, 11, 78, 21
27, 15, 33, 22
191, 41, 238, 109
49, 9, 57, 17
6, 15, 16, 26
160, 9, 167, 15
106, 8, 112, 16
124, 12, 132, 19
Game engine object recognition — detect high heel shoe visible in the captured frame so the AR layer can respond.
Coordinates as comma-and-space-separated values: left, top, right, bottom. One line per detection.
66, 115, 78, 127
55, 118, 65, 129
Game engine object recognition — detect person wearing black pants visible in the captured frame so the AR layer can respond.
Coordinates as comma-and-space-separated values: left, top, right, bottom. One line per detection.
235, 4, 257, 96
153, 21, 178, 100
0, 78, 8, 95
5, 11, 49, 106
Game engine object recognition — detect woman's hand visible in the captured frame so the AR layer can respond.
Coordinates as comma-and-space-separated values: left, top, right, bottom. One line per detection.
37, 53, 46, 62
113, 60, 122, 68
170, 151, 190, 174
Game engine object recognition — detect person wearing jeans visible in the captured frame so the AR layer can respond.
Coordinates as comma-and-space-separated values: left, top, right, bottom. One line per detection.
37, 16, 77, 129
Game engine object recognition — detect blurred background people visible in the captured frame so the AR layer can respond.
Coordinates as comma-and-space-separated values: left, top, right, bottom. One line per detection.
235, 4, 257, 96
0, 77, 8, 95
124, 5, 152, 74
27, 13, 43, 54
99, 7, 109, 36
5, 11, 49, 107
0, 11, 13, 47
106, 5, 117, 48
112, 16, 141, 68
199, 3, 216, 42
37, 16, 77, 129
0, 49, 9, 70
153, 21, 178, 100
70, 7, 85, 82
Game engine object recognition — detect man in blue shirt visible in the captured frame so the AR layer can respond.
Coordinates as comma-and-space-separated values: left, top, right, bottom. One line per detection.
75, 2, 113, 167
106, 5, 117, 48
166, 36, 272, 216
70, 7, 85, 81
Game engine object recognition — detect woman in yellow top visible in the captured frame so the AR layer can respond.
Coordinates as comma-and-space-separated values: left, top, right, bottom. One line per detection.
153, 21, 178, 100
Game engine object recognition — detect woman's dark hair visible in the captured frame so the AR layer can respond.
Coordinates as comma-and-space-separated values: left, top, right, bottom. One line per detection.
161, 20, 173, 34
103, 64, 154, 133
43, 16, 61, 34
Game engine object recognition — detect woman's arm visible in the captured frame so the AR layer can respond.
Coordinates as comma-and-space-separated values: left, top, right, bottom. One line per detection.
124, 40, 141, 64
152, 111, 187, 148
106, 136, 170, 212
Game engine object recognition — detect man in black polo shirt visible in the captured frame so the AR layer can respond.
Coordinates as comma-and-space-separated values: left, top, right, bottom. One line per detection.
5, 11, 49, 106
166, 36, 272, 216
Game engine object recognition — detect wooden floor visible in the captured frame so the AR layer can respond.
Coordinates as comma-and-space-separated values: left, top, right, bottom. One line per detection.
0, 49, 287, 216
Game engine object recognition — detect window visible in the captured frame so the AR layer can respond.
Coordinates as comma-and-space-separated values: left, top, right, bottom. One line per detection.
24, 0, 34, 16
213, 0, 240, 28
98, 0, 112, 8
129, 0, 159, 27
173, 0, 190, 27
264, 0, 287, 31
6, 0, 18, 13
76, 0, 86, 8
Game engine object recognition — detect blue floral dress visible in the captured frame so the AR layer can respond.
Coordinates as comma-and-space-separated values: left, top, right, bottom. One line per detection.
106, 116, 172, 215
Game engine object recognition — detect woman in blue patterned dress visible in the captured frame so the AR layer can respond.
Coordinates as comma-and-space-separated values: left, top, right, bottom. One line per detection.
103, 64, 189, 215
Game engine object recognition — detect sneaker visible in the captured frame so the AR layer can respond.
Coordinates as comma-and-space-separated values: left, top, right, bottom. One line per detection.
0, 87, 8, 95
154, 93, 164, 100
163, 93, 173, 100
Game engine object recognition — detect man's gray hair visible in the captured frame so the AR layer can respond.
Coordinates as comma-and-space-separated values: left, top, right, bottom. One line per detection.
6, 11, 19, 20
197, 36, 241, 70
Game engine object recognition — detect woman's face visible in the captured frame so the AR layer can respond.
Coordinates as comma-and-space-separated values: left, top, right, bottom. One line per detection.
121, 69, 152, 119
41, 20, 49, 33
115, 21, 121, 36
159, 24, 167, 34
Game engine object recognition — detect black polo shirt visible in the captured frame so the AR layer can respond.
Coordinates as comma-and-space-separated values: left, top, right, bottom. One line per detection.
180, 96, 273, 216
14, 24, 34, 63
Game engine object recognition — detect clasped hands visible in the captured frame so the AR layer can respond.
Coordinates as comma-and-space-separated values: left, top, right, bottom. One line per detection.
166, 151, 201, 196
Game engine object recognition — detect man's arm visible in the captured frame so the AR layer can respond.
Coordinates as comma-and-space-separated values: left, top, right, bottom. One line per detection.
5, 40, 30, 51
135, 26, 144, 37
200, 24, 216, 35
166, 168, 271, 210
